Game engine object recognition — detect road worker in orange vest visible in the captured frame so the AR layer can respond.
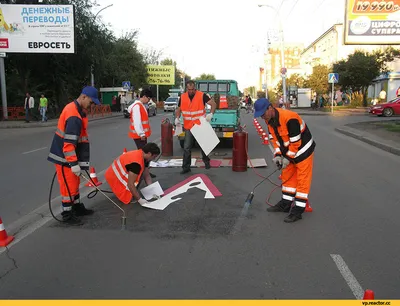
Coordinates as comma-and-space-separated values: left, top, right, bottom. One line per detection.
175, 80, 217, 174
128, 88, 156, 179
254, 98, 316, 223
47, 86, 100, 225
105, 143, 161, 205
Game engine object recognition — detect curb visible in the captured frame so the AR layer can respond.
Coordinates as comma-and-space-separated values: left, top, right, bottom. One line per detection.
0, 114, 121, 129
335, 127, 400, 156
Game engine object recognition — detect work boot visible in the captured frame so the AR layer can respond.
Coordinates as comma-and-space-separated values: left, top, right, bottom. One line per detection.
284, 214, 302, 223
61, 211, 83, 226
72, 203, 94, 216
204, 161, 211, 170
180, 168, 191, 175
266, 200, 291, 212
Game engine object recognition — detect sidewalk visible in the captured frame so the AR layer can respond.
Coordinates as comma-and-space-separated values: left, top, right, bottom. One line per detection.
292, 107, 369, 117
0, 113, 122, 129
335, 125, 400, 156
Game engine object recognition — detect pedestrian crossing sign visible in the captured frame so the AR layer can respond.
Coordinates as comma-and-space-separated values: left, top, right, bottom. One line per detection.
122, 81, 131, 90
328, 73, 339, 84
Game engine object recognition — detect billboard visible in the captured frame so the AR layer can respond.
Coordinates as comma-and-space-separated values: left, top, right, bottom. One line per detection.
0, 4, 75, 53
344, 0, 400, 44
147, 65, 175, 85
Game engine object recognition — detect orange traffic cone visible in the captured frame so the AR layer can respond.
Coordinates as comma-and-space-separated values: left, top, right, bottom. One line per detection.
305, 200, 313, 212
123, 148, 127, 154
263, 136, 269, 145
0, 217, 14, 247
363, 290, 375, 300
85, 167, 102, 187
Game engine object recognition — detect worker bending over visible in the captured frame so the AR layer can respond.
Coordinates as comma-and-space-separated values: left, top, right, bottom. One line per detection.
47, 86, 100, 225
175, 80, 217, 174
254, 98, 316, 223
105, 143, 160, 206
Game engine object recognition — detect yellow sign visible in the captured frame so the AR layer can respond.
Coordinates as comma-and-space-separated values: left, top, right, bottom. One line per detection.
344, 0, 400, 44
147, 65, 175, 85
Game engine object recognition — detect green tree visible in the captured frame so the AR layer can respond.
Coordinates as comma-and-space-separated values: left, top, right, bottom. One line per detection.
307, 65, 331, 95
195, 73, 216, 80
333, 47, 400, 106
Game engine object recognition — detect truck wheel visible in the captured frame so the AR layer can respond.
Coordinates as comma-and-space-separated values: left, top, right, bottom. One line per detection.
180, 139, 185, 148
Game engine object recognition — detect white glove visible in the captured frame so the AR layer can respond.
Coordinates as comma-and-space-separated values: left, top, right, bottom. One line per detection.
281, 158, 290, 169
138, 198, 149, 206
205, 113, 213, 122
174, 117, 181, 126
272, 156, 282, 167
71, 164, 81, 177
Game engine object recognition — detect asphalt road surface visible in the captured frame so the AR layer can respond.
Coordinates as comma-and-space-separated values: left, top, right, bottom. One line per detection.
0, 110, 399, 299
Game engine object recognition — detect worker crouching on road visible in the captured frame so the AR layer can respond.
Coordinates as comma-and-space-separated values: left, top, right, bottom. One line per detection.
47, 86, 100, 225
175, 80, 217, 174
105, 143, 161, 206
254, 98, 316, 223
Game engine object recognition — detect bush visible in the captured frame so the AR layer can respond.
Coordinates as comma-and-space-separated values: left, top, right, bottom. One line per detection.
350, 92, 363, 107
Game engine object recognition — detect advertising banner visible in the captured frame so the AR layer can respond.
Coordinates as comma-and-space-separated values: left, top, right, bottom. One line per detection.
344, 0, 400, 44
0, 4, 75, 53
147, 65, 175, 85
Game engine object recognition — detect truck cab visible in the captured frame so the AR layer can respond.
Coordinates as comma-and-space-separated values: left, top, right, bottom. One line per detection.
173, 79, 241, 148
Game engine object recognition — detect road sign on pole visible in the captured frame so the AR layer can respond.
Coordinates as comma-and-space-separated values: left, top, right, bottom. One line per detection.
122, 81, 131, 91
328, 73, 339, 84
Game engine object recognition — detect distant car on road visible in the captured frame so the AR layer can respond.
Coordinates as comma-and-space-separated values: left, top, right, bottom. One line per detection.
369, 97, 400, 117
124, 100, 157, 118
164, 97, 179, 112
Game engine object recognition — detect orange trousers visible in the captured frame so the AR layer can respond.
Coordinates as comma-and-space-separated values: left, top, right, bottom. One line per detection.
281, 153, 314, 213
55, 164, 80, 210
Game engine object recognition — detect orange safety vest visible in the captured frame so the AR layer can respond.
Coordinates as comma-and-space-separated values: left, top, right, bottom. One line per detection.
267, 108, 316, 164
180, 91, 205, 130
128, 101, 151, 139
47, 101, 90, 169
105, 150, 145, 205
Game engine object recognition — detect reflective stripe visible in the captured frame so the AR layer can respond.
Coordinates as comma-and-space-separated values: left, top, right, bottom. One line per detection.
64, 134, 79, 141
142, 121, 149, 124
274, 148, 281, 154
283, 186, 296, 193
0, 223, 5, 231
283, 194, 294, 201
295, 138, 314, 158
130, 127, 150, 134
290, 135, 301, 142
90, 173, 96, 178
284, 141, 290, 147
79, 136, 89, 142
295, 201, 306, 208
182, 115, 203, 121
48, 152, 67, 163
296, 192, 308, 199
63, 206, 72, 211
116, 159, 128, 179
182, 110, 203, 115
56, 128, 65, 137
287, 150, 296, 157
62, 196, 72, 202
64, 150, 76, 157
112, 162, 129, 191
79, 162, 89, 167
276, 141, 280, 147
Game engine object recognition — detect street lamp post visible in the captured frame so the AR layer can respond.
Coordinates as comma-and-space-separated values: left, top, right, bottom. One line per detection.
258, 4, 287, 105
91, 4, 113, 87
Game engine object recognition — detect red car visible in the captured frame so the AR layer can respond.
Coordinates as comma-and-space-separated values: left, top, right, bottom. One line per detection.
369, 97, 400, 117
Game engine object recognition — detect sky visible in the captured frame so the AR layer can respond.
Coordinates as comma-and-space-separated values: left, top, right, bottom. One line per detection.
94, 0, 346, 90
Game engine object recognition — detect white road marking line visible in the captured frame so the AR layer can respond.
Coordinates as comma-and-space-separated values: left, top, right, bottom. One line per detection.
22, 147, 47, 155
330, 254, 364, 299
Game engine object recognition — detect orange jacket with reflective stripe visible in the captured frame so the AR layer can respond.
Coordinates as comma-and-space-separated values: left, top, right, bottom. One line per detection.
266, 108, 315, 164
128, 102, 151, 139
105, 150, 145, 205
180, 91, 205, 130
47, 101, 90, 169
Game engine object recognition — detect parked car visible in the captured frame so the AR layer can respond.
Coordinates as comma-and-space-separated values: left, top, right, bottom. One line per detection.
124, 100, 157, 118
369, 97, 400, 117
164, 97, 179, 112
